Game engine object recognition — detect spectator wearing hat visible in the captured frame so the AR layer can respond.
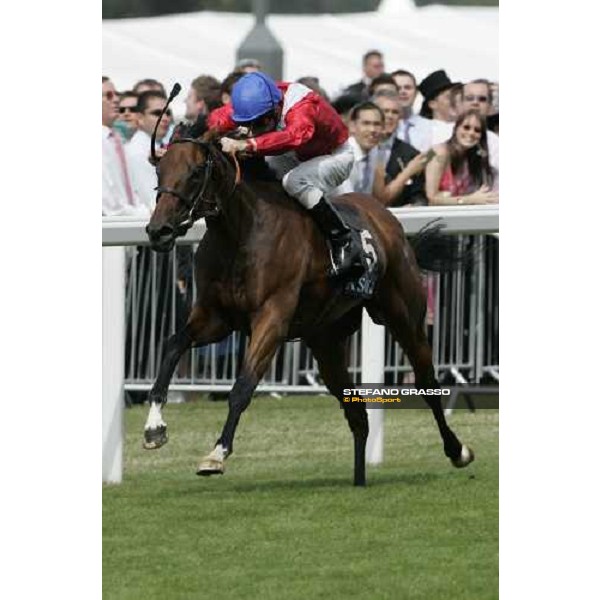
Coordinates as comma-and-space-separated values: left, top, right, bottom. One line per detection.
389, 69, 433, 153
342, 50, 385, 101
419, 70, 459, 121
419, 70, 467, 149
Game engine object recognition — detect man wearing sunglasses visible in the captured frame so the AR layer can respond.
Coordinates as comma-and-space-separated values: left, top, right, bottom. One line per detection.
208, 71, 362, 278
102, 76, 143, 217
126, 90, 173, 214
462, 80, 492, 116
114, 91, 139, 142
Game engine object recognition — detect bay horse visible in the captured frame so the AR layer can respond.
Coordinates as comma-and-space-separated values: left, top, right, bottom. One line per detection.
142, 127, 474, 486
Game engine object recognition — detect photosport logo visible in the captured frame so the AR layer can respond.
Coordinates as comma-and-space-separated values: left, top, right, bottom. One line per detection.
341, 383, 499, 409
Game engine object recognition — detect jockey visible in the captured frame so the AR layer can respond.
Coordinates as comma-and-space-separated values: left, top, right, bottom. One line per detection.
207, 72, 361, 277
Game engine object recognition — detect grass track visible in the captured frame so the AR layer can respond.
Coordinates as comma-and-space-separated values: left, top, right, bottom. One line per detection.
103, 395, 498, 600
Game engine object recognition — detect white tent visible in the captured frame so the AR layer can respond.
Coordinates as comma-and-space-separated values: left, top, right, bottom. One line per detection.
103, 2, 498, 118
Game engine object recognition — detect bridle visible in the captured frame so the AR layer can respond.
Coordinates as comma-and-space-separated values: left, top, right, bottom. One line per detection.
155, 138, 241, 235
155, 138, 217, 234
149, 83, 241, 235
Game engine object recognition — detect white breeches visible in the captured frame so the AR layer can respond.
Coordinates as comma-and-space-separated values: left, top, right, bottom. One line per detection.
265, 141, 355, 209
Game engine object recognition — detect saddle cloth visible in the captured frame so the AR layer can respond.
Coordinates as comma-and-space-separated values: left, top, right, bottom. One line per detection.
334, 204, 381, 300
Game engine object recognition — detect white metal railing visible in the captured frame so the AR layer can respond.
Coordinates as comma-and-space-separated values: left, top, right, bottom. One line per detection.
102, 205, 499, 245
102, 206, 499, 482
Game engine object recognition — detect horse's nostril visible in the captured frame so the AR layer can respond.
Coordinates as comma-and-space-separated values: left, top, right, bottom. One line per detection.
147, 223, 174, 242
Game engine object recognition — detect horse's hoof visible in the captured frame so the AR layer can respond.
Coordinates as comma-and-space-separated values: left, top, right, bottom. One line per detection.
451, 445, 475, 468
143, 426, 168, 450
196, 458, 225, 476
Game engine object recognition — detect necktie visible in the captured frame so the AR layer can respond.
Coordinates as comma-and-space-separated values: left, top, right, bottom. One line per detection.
361, 153, 370, 193
404, 122, 412, 146
110, 131, 134, 205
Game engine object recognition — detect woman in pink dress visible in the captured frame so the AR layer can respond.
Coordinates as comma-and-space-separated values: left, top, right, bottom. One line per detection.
425, 109, 499, 205
422, 110, 498, 347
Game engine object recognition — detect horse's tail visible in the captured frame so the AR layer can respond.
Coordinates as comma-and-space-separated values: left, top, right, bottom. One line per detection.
408, 219, 478, 273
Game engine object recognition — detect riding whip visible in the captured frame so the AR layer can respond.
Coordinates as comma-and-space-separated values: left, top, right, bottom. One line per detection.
150, 82, 181, 163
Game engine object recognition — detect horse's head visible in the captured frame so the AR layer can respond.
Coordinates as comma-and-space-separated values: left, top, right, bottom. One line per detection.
146, 126, 236, 252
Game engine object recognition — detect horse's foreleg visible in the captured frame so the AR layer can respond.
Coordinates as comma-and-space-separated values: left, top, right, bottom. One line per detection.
197, 297, 294, 476
143, 304, 231, 450
308, 334, 368, 487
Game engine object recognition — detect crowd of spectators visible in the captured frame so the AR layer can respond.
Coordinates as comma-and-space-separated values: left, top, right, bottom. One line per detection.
102, 50, 498, 218
102, 53, 499, 394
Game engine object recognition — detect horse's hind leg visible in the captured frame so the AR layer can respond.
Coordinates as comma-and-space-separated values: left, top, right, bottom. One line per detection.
308, 330, 369, 487
143, 304, 231, 449
368, 279, 474, 468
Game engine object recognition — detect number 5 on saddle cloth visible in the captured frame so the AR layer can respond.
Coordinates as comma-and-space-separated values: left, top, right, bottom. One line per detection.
333, 205, 381, 300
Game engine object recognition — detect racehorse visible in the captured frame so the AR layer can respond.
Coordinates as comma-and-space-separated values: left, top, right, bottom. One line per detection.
142, 125, 474, 486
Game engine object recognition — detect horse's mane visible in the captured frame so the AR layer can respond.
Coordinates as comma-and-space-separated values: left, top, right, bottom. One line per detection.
201, 127, 280, 184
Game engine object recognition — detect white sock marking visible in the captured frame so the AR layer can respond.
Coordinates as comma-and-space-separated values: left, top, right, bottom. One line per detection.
209, 444, 227, 462
145, 402, 165, 430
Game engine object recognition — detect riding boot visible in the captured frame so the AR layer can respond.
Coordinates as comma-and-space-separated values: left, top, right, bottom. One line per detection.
310, 197, 362, 277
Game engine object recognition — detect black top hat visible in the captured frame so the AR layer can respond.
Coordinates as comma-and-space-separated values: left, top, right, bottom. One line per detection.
418, 69, 458, 101
418, 69, 460, 118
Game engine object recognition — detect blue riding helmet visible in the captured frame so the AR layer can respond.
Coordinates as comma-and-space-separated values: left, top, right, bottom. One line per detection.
231, 72, 283, 123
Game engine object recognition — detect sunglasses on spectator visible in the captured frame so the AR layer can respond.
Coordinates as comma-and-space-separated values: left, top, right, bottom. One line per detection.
147, 108, 172, 118
461, 124, 482, 133
464, 95, 489, 103
103, 90, 117, 101
119, 106, 138, 114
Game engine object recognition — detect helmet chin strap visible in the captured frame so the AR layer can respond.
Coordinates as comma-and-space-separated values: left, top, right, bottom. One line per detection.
150, 83, 181, 162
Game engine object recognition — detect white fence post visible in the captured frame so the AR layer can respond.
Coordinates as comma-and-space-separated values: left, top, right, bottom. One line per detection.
361, 309, 385, 465
102, 247, 125, 484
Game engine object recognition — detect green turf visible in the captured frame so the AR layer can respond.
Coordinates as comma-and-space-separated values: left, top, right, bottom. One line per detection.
103, 395, 498, 600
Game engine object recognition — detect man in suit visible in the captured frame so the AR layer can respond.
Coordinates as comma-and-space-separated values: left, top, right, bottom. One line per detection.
342, 50, 385, 101
389, 69, 433, 153
372, 91, 428, 207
